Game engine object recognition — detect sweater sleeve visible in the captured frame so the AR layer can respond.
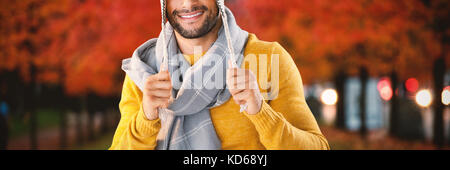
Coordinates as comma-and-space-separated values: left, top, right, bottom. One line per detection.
243, 42, 330, 150
109, 75, 161, 150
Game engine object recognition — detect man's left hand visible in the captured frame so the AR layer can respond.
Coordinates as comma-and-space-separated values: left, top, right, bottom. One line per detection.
226, 60, 263, 115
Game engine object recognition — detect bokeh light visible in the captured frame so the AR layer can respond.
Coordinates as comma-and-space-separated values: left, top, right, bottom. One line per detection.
377, 78, 393, 101
321, 89, 338, 105
416, 89, 432, 107
442, 86, 450, 105
405, 78, 419, 93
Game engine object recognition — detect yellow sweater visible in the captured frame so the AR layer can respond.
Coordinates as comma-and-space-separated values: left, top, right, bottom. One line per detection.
109, 34, 329, 150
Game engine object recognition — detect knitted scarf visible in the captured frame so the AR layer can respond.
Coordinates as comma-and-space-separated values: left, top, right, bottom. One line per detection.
121, 5, 248, 149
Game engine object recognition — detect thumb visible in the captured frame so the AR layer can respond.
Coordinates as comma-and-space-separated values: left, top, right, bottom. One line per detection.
228, 59, 233, 69
160, 61, 168, 72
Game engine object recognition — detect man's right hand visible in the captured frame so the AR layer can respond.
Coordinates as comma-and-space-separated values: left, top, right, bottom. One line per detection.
142, 70, 173, 120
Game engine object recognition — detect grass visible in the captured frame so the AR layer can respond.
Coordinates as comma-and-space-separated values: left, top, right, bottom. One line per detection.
71, 132, 115, 150
8, 108, 61, 138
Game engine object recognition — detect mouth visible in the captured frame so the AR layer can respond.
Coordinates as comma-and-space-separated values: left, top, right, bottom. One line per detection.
178, 11, 204, 21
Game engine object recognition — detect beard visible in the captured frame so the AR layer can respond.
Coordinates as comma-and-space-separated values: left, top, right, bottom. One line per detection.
167, 5, 219, 39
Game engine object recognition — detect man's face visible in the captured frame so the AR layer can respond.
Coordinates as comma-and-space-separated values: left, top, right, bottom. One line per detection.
167, 0, 219, 39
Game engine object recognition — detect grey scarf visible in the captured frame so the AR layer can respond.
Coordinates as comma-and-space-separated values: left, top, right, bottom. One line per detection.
121, 7, 248, 150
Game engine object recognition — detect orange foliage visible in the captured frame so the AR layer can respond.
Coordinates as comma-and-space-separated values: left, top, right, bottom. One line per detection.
0, 0, 161, 96
0, 0, 447, 95
233, 0, 445, 84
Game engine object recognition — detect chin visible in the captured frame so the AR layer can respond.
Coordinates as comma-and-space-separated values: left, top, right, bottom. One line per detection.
181, 23, 206, 33
181, 19, 207, 29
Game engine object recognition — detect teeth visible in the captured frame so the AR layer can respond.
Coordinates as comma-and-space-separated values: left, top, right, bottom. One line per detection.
180, 12, 203, 18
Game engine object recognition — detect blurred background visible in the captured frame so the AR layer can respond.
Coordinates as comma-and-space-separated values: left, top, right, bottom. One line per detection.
0, 0, 449, 150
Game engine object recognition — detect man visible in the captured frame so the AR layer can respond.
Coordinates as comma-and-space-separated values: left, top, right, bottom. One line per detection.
110, 0, 329, 150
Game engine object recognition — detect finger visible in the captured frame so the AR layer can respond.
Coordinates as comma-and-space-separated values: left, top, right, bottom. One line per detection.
227, 69, 247, 86
150, 96, 171, 108
234, 99, 246, 105
229, 88, 245, 96
226, 68, 236, 80
234, 71, 258, 89
235, 70, 251, 81
228, 79, 250, 90
226, 69, 235, 88
235, 79, 259, 90
148, 80, 172, 90
160, 61, 168, 71
234, 90, 251, 106
227, 68, 249, 78
168, 96, 174, 105
228, 59, 235, 69
233, 89, 250, 101
227, 67, 245, 79
155, 71, 171, 81
228, 72, 250, 90
149, 89, 172, 98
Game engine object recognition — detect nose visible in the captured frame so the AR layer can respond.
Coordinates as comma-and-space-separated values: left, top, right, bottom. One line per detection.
180, 0, 200, 10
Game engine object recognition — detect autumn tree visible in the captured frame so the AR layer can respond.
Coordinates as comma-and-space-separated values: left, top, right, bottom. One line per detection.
0, 0, 162, 147
233, 0, 447, 139
0, 0, 72, 149
1, 0, 447, 148
426, 0, 449, 148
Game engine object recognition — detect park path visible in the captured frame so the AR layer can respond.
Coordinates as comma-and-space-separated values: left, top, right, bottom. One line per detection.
321, 126, 444, 150
7, 111, 118, 150
7, 114, 447, 150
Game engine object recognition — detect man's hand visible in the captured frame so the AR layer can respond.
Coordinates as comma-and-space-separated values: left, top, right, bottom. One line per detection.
226, 60, 263, 115
142, 69, 173, 120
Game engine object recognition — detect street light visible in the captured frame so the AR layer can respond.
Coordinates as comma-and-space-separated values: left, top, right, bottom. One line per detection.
377, 78, 392, 101
416, 89, 432, 107
442, 86, 450, 105
405, 78, 419, 93
321, 89, 338, 105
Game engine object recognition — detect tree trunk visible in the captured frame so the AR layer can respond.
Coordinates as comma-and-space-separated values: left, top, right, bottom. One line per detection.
389, 71, 398, 136
84, 95, 95, 141
0, 72, 8, 150
87, 110, 94, 141
29, 111, 37, 150
0, 114, 7, 150
59, 110, 67, 149
29, 65, 38, 150
57, 69, 68, 149
100, 110, 108, 134
432, 57, 445, 148
334, 70, 347, 129
359, 67, 368, 138
75, 96, 84, 146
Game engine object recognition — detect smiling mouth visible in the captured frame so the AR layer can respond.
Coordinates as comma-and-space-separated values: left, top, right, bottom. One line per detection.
178, 11, 204, 19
